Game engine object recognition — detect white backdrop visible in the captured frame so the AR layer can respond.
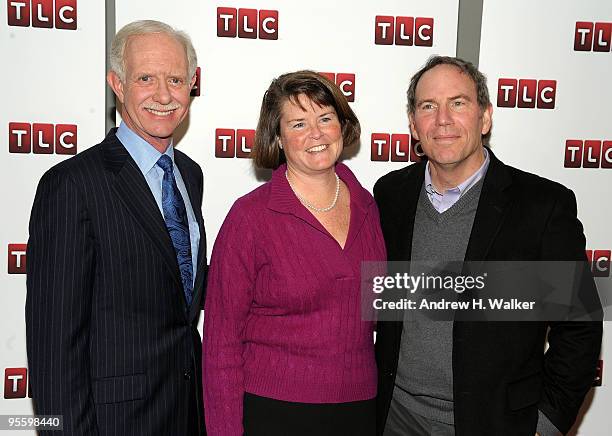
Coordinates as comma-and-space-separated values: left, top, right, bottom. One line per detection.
116, 0, 459, 255
1, 0, 106, 427
2, 0, 610, 434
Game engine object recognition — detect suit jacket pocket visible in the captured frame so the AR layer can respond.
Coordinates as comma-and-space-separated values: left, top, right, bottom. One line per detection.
507, 371, 542, 411
92, 373, 148, 404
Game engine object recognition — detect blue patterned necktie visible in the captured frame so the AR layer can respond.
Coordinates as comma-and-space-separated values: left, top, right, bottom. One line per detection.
156, 155, 193, 307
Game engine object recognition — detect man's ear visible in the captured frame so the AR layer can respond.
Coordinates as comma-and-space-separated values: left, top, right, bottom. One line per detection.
189, 72, 197, 90
107, 70, 125, 104
409, 113, 420, 141
481, 104, 493, 135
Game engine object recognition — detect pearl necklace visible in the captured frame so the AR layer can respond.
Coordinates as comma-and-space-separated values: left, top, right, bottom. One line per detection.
285, 170, 340, 213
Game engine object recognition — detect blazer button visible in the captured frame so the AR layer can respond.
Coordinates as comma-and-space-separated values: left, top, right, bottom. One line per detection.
183, 369, 191, 380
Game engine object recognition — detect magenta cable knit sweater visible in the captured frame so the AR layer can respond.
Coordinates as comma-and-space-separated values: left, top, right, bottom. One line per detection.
202, 163, 386, 435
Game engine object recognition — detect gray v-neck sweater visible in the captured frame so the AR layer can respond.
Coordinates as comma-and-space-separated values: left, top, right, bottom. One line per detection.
393, 179, 483, 425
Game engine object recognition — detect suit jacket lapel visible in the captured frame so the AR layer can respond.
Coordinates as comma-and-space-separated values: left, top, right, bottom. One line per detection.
175, 151, 208, 321
391, 162, 425, 262
102, 130, 184, 293
464, 148, 514, 262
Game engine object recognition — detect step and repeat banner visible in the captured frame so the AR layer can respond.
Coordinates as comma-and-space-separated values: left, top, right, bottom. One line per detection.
114, 0, 459, 252
479, 1, 611, 434
2, 0, 610, 434
1, 0, 107, 428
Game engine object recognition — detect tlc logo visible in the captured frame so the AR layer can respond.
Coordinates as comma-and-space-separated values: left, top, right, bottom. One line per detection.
497, 78, 557, 109
7, 0, 77, 30
215, 129, 254, 158
4, 368, 31, 399
319, 73, 355, 102
9, 122, 77, 154
586, 249, 611, 277
371, 133, 422, 162
564, 139, 612, 169
190, 67, 201, 97
574, 22, 611, 52
217, 7, 278, 40
8, 244, 27, 274
374, 16, 434, 46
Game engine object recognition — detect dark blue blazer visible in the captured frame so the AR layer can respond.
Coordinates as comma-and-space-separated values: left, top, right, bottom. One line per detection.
26, 129, 207, 435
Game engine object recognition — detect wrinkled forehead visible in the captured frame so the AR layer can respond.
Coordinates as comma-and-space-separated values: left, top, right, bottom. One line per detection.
124, 33, 187, 67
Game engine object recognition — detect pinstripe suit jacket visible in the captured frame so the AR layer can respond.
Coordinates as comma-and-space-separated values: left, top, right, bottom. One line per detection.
26, 129, 207, 435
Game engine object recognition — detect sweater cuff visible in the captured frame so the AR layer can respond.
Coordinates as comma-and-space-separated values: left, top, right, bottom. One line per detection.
537, 409, 562, 436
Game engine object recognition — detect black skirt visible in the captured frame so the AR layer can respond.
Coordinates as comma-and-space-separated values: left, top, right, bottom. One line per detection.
243, 392, 376, 436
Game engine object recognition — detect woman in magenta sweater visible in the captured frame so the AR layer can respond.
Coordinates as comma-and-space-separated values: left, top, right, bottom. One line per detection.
202, 71, 386, 436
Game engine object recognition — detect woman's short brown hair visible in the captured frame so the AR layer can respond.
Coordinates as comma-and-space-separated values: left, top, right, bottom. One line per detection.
253, 70, 361, 169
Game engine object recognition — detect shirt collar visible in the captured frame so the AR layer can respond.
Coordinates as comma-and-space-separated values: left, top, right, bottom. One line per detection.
116, 122, 174, 175
424, 147, 490, 197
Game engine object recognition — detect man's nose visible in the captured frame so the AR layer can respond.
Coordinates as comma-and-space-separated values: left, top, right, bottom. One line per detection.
153, 80, 172, 104
435, 104, 453, 126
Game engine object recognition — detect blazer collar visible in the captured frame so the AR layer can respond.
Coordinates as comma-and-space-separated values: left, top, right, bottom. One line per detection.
390, 146, 513, 262
392, 160, 427, 261
101, 129, 190, 320
463, 146, 513, 262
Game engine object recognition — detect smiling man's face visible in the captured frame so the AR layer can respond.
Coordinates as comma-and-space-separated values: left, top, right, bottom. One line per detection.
410, 63, 492, 179
108, 32, 195, 152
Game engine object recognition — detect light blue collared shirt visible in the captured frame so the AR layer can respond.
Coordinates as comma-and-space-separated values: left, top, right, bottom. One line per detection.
424, 148, 490, 213
116, 122, 200, 283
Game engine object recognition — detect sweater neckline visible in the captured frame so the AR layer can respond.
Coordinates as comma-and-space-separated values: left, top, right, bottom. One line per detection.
418, 178, 484, 224
266, 162, 372, 252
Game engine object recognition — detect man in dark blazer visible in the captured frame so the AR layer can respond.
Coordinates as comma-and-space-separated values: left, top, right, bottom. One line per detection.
26, 20, 206, 435
374, 56, 602, 436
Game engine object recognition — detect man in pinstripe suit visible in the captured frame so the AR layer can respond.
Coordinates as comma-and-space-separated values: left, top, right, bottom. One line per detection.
26, 20, 206, 435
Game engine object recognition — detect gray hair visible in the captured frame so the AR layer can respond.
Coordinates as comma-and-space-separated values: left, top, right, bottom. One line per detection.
110, 20, 197, 82
407, 55, 492, 145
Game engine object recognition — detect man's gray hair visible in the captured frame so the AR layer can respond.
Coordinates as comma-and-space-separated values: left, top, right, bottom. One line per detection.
407, 55, 492, 145
110, 20, 197, 82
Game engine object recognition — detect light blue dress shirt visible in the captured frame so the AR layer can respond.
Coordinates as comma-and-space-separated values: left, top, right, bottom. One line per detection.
116, 122, 200, 284
424, 147, 490, 213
